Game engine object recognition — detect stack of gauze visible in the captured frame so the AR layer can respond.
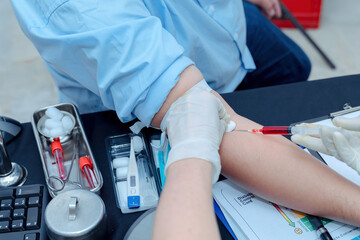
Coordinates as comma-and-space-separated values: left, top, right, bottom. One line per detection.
113, 136, 143, 180
42, 107, 74, 137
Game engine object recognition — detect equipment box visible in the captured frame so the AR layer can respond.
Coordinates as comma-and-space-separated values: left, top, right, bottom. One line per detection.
272, 0, 322, 29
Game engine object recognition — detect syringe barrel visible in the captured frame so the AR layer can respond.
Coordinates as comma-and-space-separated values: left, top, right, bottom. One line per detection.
261, 126, 291, 135
290, 124, 320, 135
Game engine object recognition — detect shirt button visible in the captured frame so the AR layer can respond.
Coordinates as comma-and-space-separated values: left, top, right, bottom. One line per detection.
209, 5, 215, 13
234, 33, 239, 39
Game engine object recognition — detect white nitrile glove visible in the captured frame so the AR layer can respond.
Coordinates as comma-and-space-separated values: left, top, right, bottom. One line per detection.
291, 116, 360, 174
162, 87, 230, 184
333, 115, 360, 131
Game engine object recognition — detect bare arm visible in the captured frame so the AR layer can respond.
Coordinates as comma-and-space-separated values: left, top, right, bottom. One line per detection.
151, 65, 360, 227
151, 64, 204, 127
152, 159, 220, 240
212, 91, 360, 226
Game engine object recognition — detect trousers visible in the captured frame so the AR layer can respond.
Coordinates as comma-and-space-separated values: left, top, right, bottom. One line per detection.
237, 1, 311, 90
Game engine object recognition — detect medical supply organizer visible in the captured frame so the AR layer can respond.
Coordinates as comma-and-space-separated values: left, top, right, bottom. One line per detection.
31, 103, 103, 198
105, 130, 166, 214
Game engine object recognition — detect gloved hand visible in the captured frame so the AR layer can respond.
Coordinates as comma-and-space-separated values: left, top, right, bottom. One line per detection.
333, 115, 360, 131
161, 87, 230, 184
291, 115, 360, 173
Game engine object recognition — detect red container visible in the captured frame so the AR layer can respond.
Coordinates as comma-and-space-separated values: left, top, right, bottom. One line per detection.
272, 0, 322, 29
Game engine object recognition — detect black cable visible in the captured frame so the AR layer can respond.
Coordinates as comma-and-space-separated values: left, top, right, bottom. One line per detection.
280, 2, 336, 69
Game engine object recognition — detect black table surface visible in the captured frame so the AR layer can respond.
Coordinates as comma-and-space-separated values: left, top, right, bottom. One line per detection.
5, 74, 360, 239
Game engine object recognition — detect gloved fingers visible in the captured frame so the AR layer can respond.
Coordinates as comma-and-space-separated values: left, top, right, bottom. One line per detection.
333, 115, 360, 131
319, 126, 341, 159
164, 87, 226, 184
208, 94, 230, 146
216, 97, 230, 124
338, 128, 360, 146
218, 117, 228, 144
291, 134, 330, 155
166, 86, 228, 148
293, 123, 321, 137
213, 95, 230, 138
333, 131, 360, 173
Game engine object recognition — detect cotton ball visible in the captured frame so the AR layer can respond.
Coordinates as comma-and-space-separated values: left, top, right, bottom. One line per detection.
116, 167, 128, 180
50, 127, 66, 137
45, 118, 63, 129
113, 157, 130, 168
42, 127, 51, 137
132, 136, 143, 153
226, 120, 237, 132
45, 107, 63, 120
62, 115, 74, 133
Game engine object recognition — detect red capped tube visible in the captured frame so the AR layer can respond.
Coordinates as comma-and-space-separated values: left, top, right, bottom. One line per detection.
51, 138, 66, 180
79, 156, 98, 189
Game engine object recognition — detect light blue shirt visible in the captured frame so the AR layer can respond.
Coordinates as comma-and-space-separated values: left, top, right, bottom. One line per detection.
11, 0, 255, 126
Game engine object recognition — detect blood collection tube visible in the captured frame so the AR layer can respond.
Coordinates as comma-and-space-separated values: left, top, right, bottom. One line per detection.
79, 156, 98, 189
51, 138, 66, 180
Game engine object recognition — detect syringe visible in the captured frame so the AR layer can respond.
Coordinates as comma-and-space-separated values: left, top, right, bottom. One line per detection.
235, 123, 320, 135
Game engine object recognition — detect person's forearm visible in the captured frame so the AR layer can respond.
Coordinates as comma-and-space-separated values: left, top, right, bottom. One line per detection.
212, 91, 360, 226
151, 67, 360, 227
152, 159, 220, 240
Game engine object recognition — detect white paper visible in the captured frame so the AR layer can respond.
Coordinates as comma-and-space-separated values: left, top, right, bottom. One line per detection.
213, 180, 360, 240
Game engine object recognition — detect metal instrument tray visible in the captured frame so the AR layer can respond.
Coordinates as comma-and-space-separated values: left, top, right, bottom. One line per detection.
31, 103, 103, 197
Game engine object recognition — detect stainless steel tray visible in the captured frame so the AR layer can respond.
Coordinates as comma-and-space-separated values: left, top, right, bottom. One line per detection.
31, 103, 103, 197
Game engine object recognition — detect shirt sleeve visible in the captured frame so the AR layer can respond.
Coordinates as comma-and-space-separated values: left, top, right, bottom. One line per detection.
10, 0, 194, 126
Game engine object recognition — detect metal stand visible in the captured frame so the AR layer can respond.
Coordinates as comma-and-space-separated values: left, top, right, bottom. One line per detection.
280, 2, 336, 69
0, 125, 27, 187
